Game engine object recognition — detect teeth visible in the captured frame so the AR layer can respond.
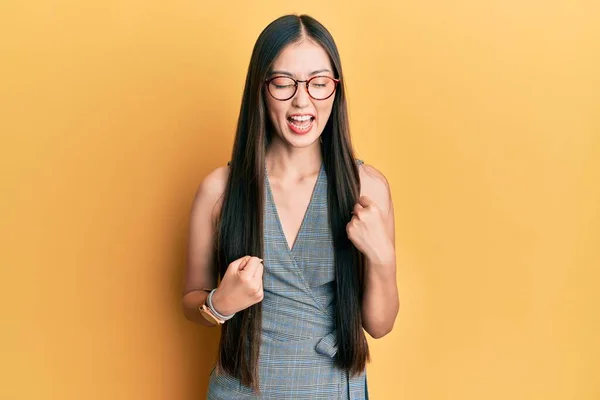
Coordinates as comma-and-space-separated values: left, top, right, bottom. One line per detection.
289, 119, 313, 130
289, 115, 313, 122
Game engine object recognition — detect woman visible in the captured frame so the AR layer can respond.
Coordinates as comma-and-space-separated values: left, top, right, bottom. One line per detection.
182, 14, 399, 399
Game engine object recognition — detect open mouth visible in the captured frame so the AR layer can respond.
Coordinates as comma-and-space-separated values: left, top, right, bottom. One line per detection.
287, 115, 315, 134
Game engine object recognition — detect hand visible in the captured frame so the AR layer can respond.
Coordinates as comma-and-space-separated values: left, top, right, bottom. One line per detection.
347, 196, 394, 265
211, 256, 264, 316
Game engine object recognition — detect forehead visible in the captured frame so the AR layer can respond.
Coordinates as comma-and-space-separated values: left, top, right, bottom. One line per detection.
270, 40, 333, 75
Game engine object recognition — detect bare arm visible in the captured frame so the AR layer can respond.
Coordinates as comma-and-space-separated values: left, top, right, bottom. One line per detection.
181, 166, 229, 326
358, 164, 399, 338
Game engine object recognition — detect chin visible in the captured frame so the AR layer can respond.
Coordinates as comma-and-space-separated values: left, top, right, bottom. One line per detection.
278, 124, 322, 148
284, 133, 321, 148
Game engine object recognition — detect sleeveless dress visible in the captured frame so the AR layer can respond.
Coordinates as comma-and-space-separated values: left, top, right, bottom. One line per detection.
207, 160, 369, 400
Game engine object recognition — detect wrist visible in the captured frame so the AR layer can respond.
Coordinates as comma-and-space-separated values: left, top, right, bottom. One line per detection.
210, 288, 236, 317
366, 246, 395, 268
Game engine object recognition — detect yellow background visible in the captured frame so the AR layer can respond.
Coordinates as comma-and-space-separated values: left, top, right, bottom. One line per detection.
1, 1, 598, 399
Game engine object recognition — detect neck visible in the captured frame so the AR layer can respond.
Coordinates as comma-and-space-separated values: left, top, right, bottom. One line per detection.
266, 136, 323, 179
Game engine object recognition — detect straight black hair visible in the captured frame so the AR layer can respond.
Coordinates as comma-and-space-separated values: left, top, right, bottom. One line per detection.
216, 14, 369, 391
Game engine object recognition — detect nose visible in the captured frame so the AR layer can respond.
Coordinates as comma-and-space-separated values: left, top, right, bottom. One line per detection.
291, 82, 310, 109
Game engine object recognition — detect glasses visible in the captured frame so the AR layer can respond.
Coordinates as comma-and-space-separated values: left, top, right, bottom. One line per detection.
265, 75, 340, 101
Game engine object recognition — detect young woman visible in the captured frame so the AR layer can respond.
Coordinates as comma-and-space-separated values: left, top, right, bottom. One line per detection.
182, 14, 399, 399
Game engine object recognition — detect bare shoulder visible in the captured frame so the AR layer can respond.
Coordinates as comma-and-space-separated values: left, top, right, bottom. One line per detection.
358, 162, 392, 215
198, 165, 229, 197
192, 165, 230, 224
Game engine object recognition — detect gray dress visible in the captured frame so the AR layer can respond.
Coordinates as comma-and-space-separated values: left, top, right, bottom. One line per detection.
207, 160, 368, 399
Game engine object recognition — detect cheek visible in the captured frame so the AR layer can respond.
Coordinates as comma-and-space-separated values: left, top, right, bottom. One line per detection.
317, 100, 335, 121
265, 98, 286, 123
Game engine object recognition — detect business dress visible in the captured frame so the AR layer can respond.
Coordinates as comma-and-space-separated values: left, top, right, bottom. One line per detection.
207, 160, 368, 399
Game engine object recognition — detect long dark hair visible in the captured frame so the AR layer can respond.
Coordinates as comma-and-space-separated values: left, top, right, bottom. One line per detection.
216, 14, 369, 391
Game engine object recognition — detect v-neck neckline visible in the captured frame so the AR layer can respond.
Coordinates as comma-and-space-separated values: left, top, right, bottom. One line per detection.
265, 163, 324, 254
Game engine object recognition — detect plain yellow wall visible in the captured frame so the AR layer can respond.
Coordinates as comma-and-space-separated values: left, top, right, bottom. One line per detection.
1, 1, 598, 399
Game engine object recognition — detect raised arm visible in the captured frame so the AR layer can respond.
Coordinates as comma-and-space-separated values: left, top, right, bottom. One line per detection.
182, 166, 229, 326
351, 163, 399, 338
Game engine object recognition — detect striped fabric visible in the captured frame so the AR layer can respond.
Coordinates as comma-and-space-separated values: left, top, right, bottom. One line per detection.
207, 160, 368, 400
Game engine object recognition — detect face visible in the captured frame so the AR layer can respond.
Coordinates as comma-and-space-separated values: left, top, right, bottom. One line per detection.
264, 40, 337, 148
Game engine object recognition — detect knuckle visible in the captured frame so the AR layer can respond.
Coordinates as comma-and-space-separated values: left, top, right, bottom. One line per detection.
251, 287, 263, 300
247, 280, 261, 294
250, 256, 261, 265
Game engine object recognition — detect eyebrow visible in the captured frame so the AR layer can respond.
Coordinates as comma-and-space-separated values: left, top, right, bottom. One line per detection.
268, 69, 332, 77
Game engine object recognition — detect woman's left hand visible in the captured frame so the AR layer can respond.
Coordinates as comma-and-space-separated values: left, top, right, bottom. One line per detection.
346, 196, 395, 266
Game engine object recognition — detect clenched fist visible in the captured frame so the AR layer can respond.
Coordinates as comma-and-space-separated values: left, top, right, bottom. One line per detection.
211, 256, 264, 316
346, 196, 394, 266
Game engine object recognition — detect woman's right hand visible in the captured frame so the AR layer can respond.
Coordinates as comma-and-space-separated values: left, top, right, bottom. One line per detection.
210, 255, 264, 316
